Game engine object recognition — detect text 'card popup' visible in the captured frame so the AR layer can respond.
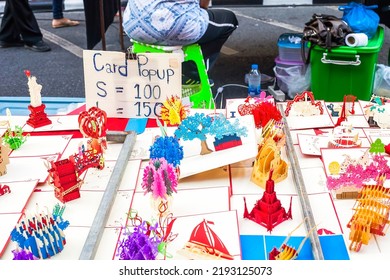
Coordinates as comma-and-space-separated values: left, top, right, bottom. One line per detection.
83, 50, 182, 118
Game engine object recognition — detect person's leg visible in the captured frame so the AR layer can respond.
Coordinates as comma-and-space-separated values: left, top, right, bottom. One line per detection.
1, 0, 44, 45
0, 0, 23, 45
52, 0, 79, 28
52, 0, 64, 20
197, 9, 238, 70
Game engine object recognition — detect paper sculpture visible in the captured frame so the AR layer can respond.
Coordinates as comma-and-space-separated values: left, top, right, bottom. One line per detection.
244, 170, 292, 232
236, 95, 281, 129
268, 219, 317, 260
10, 203, 69, 259
24, 70, 52, 128
0, 138, 10, 176
47, 158, 83, 203
2, 126, 28, 150
177, 219, 234, 260
347, 177, 390, 252
78, 106, 107, 156
326, 150, 390, 199
328, 121, 362, 148
174, 112, 248, 155
251, 136, 288, 188
0, 184, 11, 196
334, 94, 357, 127
117, 210, 177, 260
160, 95, 189, 126
284, 91, 323, 117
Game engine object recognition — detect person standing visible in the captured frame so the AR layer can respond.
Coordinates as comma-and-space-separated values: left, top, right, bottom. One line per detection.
52, 0, 80, 28
0, 0, 51, 52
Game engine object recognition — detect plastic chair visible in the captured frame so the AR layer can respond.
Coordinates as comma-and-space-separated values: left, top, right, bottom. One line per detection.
130, 40, 214, 109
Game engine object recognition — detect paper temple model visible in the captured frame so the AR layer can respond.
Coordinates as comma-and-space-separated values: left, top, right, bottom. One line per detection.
347, 175, 390, 252
0, 137, 11, 176
24, 70, 52, 128
177, 219, 234, 260
244, 170, 292, 232
10, 203, 69, 259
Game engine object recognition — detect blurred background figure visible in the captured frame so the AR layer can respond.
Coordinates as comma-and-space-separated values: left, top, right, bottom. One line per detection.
52, 0, 80, 28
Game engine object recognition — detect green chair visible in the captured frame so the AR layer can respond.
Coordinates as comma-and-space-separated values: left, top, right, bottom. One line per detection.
131, 40, 214, 109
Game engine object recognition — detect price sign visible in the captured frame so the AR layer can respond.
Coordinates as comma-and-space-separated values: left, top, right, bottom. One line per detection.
83, 50, 182, 118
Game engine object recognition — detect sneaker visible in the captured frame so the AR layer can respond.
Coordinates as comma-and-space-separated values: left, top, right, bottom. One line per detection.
24, 40, 51, 52
0, 40, 25, 48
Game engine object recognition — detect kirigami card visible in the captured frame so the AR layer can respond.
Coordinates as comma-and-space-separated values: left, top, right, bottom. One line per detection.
363, 128, 390, 144
114, 210, 241, 260
9, 135, 72, 158
281, 97, 334, 130
297, 133, 331, 156
23, 115, 80, 132
0, 155, 58, 183
173, 113, 258, 178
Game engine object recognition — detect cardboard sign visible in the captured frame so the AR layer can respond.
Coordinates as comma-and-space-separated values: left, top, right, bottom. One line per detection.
83, 50, 182, 118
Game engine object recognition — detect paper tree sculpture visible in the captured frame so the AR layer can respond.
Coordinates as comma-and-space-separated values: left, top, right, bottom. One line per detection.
174, 112, 213, 155
10, 203, 69, 259
177, 219, 234, 260
244, 170, 292, 232
24, 70, 52, 128
174, 112, 248, 155
208, 113, 247, 151
0, 137, 10, 176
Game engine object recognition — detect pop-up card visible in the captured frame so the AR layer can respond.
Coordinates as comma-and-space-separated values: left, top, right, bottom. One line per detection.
0, 138, 10, 176
173, 113, 258, 178
347, 179, 390, 253
10, 203, 69, 259
322, 147, 390, 199
24, 70, 52, 129
282, 91, 334, 130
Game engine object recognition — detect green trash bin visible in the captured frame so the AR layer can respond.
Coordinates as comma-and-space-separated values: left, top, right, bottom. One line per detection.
310, 26, 385, 102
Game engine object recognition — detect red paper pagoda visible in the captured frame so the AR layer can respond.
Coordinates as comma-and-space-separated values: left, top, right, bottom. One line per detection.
244, 170, 292, 232
177, 219, 234, 260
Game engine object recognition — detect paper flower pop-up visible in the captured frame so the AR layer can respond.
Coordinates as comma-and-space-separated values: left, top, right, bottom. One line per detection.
141, 158, 178, 216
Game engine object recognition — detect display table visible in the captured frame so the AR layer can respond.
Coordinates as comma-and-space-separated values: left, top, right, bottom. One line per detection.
0, 98, 389, 260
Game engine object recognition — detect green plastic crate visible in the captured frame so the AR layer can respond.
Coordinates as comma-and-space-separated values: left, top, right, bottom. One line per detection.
310, 26, 384, 102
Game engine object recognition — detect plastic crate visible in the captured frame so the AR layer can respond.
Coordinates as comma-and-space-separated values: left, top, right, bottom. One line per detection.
310, 26, 384, 102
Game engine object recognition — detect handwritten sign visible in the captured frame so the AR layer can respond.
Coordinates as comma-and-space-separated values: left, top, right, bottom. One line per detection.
83, 50, 182, 118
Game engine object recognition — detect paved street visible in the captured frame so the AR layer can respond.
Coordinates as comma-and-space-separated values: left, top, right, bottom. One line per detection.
0, 2, 389, 108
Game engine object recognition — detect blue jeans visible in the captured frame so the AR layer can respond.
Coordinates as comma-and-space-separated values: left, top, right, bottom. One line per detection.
52, 0, 64, 19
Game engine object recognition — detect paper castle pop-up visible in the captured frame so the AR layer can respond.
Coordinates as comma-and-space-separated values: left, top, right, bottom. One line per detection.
244, 170, 292, 232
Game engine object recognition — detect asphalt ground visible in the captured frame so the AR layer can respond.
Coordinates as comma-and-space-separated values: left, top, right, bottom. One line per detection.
0, 4, 389, 109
